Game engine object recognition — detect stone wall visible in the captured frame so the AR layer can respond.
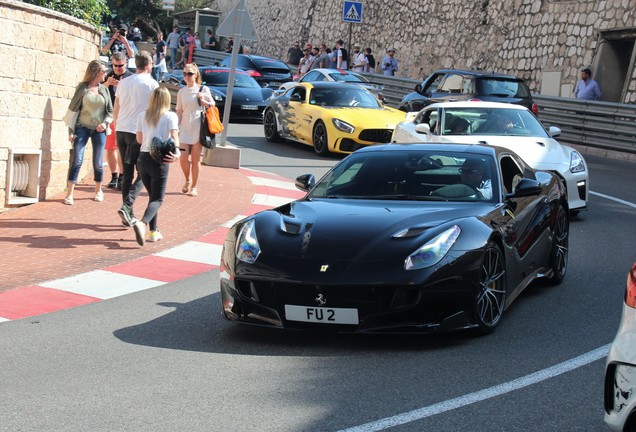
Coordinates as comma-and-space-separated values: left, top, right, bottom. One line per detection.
0, 0, 100, 212
240, 0, 636, 102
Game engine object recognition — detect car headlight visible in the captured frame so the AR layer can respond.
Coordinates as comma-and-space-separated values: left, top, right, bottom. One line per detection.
570, 150, 586, 173
236, 219, 260, 264
405, 225, 461, 270
212, 94, 224, 102
332, 119, 355, 134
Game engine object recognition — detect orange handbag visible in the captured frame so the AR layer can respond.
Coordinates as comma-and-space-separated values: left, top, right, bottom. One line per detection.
205, 106, 224, 134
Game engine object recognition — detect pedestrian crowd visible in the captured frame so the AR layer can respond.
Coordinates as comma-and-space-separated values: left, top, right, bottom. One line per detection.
64, 23, 220, 247
285, 39, 398, 78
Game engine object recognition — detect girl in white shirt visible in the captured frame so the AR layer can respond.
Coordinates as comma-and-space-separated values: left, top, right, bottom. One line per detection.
132, 87, 180, 246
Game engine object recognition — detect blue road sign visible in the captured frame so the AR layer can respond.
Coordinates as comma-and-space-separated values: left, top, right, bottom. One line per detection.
343, 1, 363, 23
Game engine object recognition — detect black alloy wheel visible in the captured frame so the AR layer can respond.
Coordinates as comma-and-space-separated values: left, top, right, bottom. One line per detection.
263, 109, 281, 142
547, 205, 569, 285
312, 121, 329, 156
475, 242, 507, 334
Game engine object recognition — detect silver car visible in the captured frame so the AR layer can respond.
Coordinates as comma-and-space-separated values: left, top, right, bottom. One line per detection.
391, 101, 589, 215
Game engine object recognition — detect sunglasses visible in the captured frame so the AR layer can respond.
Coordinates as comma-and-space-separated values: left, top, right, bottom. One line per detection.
184, 72, 196, 77
112, 64, 125, 68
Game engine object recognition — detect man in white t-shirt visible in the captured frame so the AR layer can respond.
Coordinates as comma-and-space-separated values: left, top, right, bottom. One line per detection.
113, 50, 159, 226
350, 44, 367, 72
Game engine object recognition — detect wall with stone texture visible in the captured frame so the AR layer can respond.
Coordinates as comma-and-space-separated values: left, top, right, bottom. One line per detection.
239, 0, 636, 102
0, 0, 100, 212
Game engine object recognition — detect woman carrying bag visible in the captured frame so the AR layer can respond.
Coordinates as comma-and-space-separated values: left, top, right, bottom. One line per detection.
63, 60, 113, 205
176, 63, 214, 197
132, 87, 180, 246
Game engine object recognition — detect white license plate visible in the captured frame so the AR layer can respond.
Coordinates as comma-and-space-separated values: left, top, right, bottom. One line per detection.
241, 104, 258, 110
284, 305, 359, 325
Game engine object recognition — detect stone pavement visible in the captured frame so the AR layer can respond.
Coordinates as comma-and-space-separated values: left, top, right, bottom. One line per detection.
0, 163, 304, 322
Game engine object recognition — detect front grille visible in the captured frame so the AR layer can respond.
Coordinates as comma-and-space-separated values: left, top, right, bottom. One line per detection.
359, 129, 394, 143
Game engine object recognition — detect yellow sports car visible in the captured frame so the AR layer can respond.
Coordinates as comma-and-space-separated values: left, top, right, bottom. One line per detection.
263, 82, 406, 155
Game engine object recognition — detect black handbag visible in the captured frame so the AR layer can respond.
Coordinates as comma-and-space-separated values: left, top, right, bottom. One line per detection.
198, 86, 216, 149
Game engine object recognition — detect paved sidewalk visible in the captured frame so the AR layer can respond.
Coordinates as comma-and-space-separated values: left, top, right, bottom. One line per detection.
0, 163, 304, 322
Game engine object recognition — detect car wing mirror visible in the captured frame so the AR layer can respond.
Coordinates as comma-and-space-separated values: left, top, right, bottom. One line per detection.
415, 83, 423, 94
505, 178, 542, 199
295, 174, 315, 192
548, 126, 561, 137
415, 123, 431, 134
289, 94, 303, 103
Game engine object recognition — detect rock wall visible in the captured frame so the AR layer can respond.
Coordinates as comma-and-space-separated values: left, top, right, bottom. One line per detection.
239, 0, 636, 102
0, 0, 100, 212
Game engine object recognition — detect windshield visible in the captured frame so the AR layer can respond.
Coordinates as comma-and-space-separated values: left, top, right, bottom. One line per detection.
308, 150, 498, 202
328, 72, 366, 83
200, 69, 259, 88
438, 107, 549, 137
309, 87, 381, 108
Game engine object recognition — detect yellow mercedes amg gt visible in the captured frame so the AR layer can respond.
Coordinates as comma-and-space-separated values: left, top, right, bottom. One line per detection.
263, 82, 406, 155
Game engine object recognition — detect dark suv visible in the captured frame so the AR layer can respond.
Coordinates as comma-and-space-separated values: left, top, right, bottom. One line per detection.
219, 55, 293, 88
398, 69, 538, 115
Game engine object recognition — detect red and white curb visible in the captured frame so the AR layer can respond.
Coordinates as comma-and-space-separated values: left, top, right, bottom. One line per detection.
0, 168, 304, 324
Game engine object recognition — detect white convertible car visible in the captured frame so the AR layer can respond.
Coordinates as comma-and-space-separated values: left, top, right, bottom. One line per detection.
391, 101, 588, 214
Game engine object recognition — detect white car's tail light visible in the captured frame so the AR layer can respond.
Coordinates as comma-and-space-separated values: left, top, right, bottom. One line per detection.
625, 262, 636, 308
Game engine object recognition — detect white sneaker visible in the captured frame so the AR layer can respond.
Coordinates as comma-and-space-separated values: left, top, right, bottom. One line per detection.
63, 196, 73, 205
94, 190, 104, 202
133, 220, 146, 246
149, 230, 164, 242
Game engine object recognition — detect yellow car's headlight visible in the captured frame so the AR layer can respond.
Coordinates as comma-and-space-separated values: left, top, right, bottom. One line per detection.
332, 119, 355, 134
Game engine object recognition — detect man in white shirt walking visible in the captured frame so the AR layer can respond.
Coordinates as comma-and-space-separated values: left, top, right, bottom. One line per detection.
350, 44, 367, 72
112, 51, 159, 226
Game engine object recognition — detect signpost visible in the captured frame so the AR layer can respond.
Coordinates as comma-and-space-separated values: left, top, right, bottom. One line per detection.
215, 0, 258, 148
342, 1, 363, 68
162, 0, 175, 11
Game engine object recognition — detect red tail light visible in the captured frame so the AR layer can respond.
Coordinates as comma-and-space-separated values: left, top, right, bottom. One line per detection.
626, 262, 636, 308
531, 102, 539, 115
247, 69, 262, 77
468, 98, 482, 102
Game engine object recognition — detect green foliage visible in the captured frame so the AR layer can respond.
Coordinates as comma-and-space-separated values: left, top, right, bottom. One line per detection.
22, 0, 110, 29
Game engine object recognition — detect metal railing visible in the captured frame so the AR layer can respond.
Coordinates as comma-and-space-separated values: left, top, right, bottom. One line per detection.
359, 72, 636, 155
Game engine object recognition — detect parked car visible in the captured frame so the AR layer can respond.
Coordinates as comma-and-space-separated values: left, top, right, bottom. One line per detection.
278, 68, 386, 103
398, 69, 538, 115
218, 54, 293, 88
263, 82, 406, 155
604, 262, 636, 431
391, 101, 588, 214
220, 143, 569, 335
162, 66, 275, 121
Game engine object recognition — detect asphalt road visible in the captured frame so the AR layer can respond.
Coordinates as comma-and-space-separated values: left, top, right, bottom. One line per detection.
0, 123, 635, 432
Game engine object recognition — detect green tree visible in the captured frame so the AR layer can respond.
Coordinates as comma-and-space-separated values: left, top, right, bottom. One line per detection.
21, 0, 110, 29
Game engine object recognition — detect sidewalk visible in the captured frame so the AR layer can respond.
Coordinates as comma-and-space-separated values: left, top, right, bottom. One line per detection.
0, 164, 253, 291
0, 163, 304, 322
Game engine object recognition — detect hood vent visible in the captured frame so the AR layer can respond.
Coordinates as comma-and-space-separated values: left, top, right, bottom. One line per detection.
392, 226, 430, 238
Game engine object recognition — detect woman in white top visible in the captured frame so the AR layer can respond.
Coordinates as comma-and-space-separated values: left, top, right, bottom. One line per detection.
176, 63, 214, 197
132, 87, 180, 246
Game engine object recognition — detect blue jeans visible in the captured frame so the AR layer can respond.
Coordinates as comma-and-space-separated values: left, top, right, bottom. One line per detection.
68, 126, 106, 183
169, 48, 177, 69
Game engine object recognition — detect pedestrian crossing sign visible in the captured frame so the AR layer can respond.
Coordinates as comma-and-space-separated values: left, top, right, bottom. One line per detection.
342, 1, 363, 23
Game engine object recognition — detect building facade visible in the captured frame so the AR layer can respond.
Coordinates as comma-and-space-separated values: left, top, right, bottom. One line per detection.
235, 0, 636, 103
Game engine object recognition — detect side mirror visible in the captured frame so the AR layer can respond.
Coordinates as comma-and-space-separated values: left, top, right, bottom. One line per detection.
415, 123, 431, 134
548, 126, 561, 137
505, 178, 542, 199
289, 93, 303, 103
415, 84, 423, 94
295, 174, 315, 192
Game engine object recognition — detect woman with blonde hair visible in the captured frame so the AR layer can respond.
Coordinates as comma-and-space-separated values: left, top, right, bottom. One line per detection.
131, 87, 180, 246
176, 63, 214, 197
64, 60, 113, 205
